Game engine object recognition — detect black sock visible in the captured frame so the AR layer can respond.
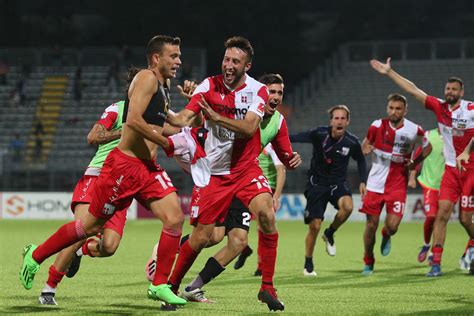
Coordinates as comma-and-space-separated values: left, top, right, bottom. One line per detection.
326, 225, 336, 236
304, 256, 314, 271
199, 257, 225, 285
180, 234, 190, 247
241, 245, 253, 256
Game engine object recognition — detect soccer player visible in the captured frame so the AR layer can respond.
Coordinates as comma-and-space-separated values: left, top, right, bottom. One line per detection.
370, 58, 474, 277
38, 100, 126, 305
162, 74, 301, 303
38, 78, 197, 306
20, 35, 187, 306
290, 105, 368, 276
166, 37, 297, 311
407, 128, 442, 264
360, 93, 431, 275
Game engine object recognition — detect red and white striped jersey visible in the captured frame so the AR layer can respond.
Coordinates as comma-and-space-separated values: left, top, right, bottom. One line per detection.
425, 96, 474, 169
186, 74, 268, 175
366, 118, 426, 194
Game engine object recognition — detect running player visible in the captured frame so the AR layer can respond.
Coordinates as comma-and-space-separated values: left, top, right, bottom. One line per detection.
20, 35, 187, 306
370, 57, 474, 277
160, 74, 300, 304
38, 100, 126, 305
166, 37, 295, 311
360, 93, 431, 275
290, 105, 367, 276
408, 128, 442, 264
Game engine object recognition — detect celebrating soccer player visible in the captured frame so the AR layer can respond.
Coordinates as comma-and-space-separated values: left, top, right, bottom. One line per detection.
371, 57, 474, 276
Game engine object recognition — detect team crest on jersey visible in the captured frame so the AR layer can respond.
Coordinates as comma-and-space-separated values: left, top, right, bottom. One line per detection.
241, 92, 253, 103
101, 112, 108, 119
102, 203, 115, 215
337, 147, 350, 156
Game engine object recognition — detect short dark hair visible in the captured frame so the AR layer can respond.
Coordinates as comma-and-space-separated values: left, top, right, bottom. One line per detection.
224, 36, 254, 62
328, 105, 350, 120
258, 73, 284, 85
387, 93, 407, 107
447, 77, 464, 90
146, 35, 180, 65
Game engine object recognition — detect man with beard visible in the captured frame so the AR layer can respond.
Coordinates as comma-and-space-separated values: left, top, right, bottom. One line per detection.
290, 105, 368, 276
167, 38, 297, 311
371, 58, 474, 277
360, 93, 431, 275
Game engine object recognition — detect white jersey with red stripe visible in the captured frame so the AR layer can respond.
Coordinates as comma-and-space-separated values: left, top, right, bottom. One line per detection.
185, 74, 268, 175
366, 118, 426, 194
425, 96, 474, 169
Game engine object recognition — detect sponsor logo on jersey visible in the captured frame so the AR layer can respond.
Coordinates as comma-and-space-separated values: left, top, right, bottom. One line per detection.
214, 104, 249, 117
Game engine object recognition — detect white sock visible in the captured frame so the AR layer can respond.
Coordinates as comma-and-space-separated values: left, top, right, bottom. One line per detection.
42, 284, 57, 294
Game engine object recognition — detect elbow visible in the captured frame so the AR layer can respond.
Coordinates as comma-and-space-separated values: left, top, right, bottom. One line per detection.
87, 134, 98, 145
243, 125, 259, 138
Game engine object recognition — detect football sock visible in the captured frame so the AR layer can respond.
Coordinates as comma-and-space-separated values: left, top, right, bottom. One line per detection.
327, 225, 337, 236
423, 217, 435, 245
258, 230, 278, 286
188, 257, 225, 290
46, 265, 65, 289
33, 220, 87, 264
431, 245, 443, 265
304, 256, 314, 271
364, 253, 375, 266
152, 228, 181, 286
168, 240, 200, 291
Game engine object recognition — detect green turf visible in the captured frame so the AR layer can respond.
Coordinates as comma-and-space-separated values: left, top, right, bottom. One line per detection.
0, 220, 472, 315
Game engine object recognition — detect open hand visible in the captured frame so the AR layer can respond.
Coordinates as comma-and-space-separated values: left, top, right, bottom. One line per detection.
370, 57, 391, 74
177, 80, 197, 100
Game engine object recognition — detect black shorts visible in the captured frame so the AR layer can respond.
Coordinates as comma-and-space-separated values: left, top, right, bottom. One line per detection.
215, 198, 251, 234
303, 182, 352, 224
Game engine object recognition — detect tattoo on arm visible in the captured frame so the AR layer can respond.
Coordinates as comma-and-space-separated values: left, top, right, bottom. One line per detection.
88, 124, 121, 145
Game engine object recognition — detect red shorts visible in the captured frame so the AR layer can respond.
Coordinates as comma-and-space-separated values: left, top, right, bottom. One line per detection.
439, 166, 474, 211
421, 185, 439, 217
89, 148, 177, 220
359, 190, 406, 218
189, 164, 272, 225
460, 168, 474, 212
71, 174, 128, 236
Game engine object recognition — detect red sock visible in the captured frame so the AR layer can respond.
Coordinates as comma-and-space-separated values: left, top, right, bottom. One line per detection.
46, 265, 66, 288
431, 245, 443, 265
33, 220, 87, 264
81, 239, 94, 257
152, 228, 181, 285
423, 217, 436, 245
258, 230, 278, 287
364, 253, 375, 266
168, 240, 199, 290
381, 227, 390, 239
468, 239, 474, 249
257, 243, 262, 271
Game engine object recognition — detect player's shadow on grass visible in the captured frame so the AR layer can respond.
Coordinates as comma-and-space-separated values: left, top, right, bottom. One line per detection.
1, 305, 63, 313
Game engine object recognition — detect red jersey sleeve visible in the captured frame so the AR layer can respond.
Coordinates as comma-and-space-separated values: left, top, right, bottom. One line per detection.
270, 116, 294, 168
96, 104, 119, 130
366, 120, 380, 144
424, 95, 442, 112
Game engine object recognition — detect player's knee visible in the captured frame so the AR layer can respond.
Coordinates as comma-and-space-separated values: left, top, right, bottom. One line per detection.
84, 224, 102, 237
459, 212, 473, 227
308, 220, 321, 235
100, 238, 120, 256
258, 210, 276, 234
208, 234, 224, 247
229, 233, 248, 253
162, 211, 185, 230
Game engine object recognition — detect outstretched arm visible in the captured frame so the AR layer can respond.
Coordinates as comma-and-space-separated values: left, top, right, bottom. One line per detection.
370, 57, 428, 104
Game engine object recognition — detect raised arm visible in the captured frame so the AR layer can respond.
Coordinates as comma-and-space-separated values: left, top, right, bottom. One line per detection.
370, 57, 428, 104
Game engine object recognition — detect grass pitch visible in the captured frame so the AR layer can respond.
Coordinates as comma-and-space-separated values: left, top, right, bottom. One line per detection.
0, 220, 472, 315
